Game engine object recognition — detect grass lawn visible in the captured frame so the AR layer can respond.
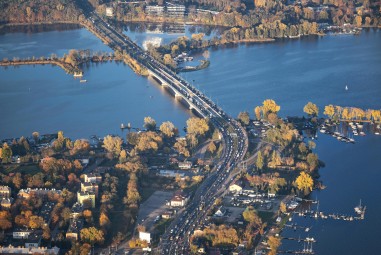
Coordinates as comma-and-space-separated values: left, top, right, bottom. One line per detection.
1, 164, 41, 175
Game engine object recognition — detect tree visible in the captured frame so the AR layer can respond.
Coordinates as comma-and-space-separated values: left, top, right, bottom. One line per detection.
304, 102, 319, 117
0, 211, 12, 230
102, 135, 123, 158
99, 212, 111, 228
254, 106, 262, 120
238, 111, 250, 125
186, 117, 209, 136
295, 171, 314, 193
207, 142, 217, 154
280, 202, 287, 214
80, 227, 105, 245
256, 151, 264, 170
160, 121, 176, 138
268, 236, 281, 255
119, 150, 127, 163
306, 153, 319, 171
242, 206, 262, 227
29, 216, 45, 229
324, 105, 335, 118
135, 131, 162, 152
262, 99, 280, 116
143, 116, 156, 131
1, 143, 12, 163
32, 131, 39, 143
42, 226, 51, 240
174, 139, 190, 157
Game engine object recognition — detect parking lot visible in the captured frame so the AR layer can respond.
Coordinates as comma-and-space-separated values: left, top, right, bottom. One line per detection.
137, 190, 173, 232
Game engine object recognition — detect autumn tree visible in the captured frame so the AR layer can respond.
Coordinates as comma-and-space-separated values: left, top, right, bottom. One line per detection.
29, 216, 45, 229
174, 139, 190, 157
143, 116, 156, 131
238, 111, 250, 125
262, 99, 281, 117
160, 121, 176, 138
295, 171, 314, 194
324, 105, 335, 118
208, 141, 217, 154
256, 151, 264, 170
102, 135, 123, 158
32, 131, 40, 143
304, 102, 319, 117
242, 206, 262, 227
268, 236, 281, 255
80, 227, 105, 245
135, 131, 162, 152
0, 211, 12, 230
99, 212, 111, 228
254, 106, 262, 120
119, 150, 127, 163
186, 117, 209, 136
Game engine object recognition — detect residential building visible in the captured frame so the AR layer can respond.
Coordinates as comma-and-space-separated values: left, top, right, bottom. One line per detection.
77, 192, 96, 208
66, 218, 83, 241
106, 7, 114, 17
25, 230, 42, 248
178, 161, 192, 169
0, 185, 11, 198
13, 228, 32, 239
145, 5, 164, 16
170, 190, 189, 207
81, 182, 99, 197
18, 188, 61, 199
0, 246, 60, 255
1, 197, 12, 209
162, 211, 173, 219
83, 173, 102, 184
166, 4, 185, 18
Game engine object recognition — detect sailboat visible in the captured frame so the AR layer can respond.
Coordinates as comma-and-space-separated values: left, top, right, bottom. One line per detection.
354, 199, 365, 214
345, 85, 348, 91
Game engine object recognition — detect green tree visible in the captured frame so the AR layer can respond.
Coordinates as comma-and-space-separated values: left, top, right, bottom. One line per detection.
303, 102, 319, 117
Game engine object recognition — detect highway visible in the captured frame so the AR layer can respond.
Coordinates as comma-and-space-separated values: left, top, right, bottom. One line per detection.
86, 11, 249, 254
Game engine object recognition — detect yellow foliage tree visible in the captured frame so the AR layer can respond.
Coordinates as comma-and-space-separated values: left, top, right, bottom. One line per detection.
295, 171, 314, 192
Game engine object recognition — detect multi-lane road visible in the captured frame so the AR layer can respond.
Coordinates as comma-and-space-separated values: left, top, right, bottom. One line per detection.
86, 12, 249, 254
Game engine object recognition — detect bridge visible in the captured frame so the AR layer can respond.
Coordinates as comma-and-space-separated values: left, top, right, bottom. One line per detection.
86, 11, 249, 254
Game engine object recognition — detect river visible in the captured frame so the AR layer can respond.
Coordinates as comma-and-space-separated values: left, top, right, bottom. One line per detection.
0, 24, 380, 254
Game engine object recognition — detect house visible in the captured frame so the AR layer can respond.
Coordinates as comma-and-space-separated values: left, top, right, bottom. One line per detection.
66, 218, 83, 241
83, 173, 102, 184
105, 7, 114, 17
170, 190, 189, 207
0, 185, 11, 198
139, 231, 151, 243
178, 161, 192, 169
229, 182, 243, 193
162, 211, 173, 219
214, 206, 227, 217
77, 192, 96, 208
81, 182, 99, 197
1, 197, 12, 209
13, 228, 32, 239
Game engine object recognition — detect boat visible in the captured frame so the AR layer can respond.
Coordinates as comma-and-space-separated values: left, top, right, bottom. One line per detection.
345, 85, 348, 91
80, 79, 87, 83
354, 199, 365, 215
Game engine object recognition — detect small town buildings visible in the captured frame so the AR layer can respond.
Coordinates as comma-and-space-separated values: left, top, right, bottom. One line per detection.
170, 190, 189, 207
77, 192, 96, 208
178, 161, 192, 169
105, 7, 114, 17
25, 230, 42, 248
1, 197, 12, 209
83, 173, 102, 184
162, 211, 173, 219
145, 5, 164, 16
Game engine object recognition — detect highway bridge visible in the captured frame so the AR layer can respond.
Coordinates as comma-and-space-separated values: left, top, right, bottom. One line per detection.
86, 12, 249, 254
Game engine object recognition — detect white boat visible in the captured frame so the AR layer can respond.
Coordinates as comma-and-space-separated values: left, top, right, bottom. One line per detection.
345, 85, 348, 91
80, 79, 87, 83
354, 200, 365, 215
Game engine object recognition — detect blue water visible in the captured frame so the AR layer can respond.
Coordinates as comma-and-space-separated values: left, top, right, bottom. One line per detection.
1, 25, 381, 254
